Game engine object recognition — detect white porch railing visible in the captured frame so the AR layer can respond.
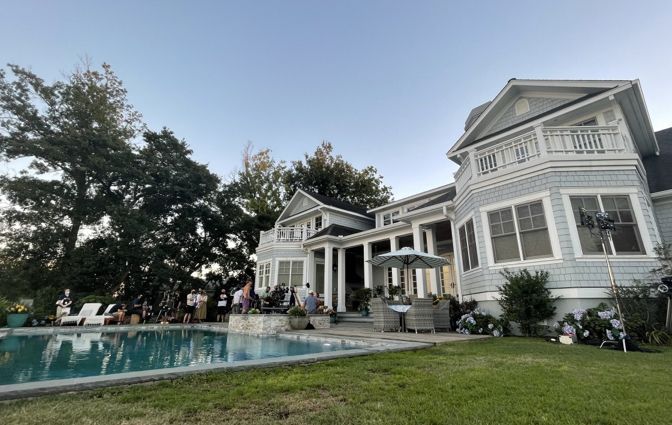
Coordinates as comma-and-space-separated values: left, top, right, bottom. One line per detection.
455, 125, 628, 185
259, 226, 318, 245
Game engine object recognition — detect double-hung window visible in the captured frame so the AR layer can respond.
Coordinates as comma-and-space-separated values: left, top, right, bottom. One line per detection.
277, 260, 304, 286
458, 219, 479, 271
258, 262, 271, 288
570, 195, 644, 255
488, 200, 553, 263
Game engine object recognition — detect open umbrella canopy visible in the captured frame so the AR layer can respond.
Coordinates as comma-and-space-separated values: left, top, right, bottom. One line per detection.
368, 247, 449, 269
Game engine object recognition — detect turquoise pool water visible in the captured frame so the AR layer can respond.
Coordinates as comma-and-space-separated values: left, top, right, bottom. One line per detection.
0, 330, 353, 385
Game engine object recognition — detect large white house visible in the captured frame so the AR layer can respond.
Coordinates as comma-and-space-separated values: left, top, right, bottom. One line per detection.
255, 79, 672, 316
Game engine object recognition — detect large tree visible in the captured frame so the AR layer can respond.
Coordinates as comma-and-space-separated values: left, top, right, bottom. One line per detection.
0, 63, 249, 299
284, 141, 393, 209
0, 62, 142, 290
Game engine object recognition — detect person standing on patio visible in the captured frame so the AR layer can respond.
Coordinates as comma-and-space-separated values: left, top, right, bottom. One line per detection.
241, 280, 253, 314
216, 289, 228, 322
196, 289, 208, 322
183, 289, 196, 323
232, 287, 243, 314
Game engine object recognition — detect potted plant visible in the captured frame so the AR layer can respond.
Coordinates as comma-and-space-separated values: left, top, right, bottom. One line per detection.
6, 302, 31, 328
387, 284, 401, 301
352, 288, 372, 316
287, 306, 309, 330
318, 305, 338, 323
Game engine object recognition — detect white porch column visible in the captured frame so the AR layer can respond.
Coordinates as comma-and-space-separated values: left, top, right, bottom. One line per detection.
363, 242, 373, 289
412, 224, 427, 297
449, 219, 464, 302
306, 250, 316, 288
425, 226, 442, 296
337, 248, 346, 312
389, 236, 400, 289
324, 244, 334, 308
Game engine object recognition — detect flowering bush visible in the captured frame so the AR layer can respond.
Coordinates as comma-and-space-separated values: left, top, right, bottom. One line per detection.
7, 303, 30, 314
317, 306, 336, 316
456, 309, 508, 337
556, 303, 625, 342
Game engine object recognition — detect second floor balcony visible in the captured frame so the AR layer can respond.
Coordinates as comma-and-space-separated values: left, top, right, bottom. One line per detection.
259, 226, 318, 246
454, 124, 636, 192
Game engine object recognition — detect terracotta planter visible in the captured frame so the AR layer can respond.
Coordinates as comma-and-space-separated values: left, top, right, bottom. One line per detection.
6, 313, 30, 328
288, 316, 309, 330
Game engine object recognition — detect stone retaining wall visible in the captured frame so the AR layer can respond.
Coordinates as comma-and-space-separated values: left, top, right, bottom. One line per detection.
228, 314, 290, 335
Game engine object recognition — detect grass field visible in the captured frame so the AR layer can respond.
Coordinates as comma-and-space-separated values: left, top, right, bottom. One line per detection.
3, 338, 671, 425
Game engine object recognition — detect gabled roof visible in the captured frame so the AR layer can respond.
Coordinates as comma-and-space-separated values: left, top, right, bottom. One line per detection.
307, 224, 362, 240
644, 127, 672, 193
408, 187, 457, 211
275, 189, 373, 224
448, 79, 634, 158
302, 191, 371, 217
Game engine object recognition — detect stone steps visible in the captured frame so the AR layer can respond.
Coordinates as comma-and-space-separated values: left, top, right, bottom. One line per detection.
336, 312, 373, 323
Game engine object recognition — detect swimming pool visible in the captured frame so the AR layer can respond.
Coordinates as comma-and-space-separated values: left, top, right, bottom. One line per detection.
0, 328, 355, 386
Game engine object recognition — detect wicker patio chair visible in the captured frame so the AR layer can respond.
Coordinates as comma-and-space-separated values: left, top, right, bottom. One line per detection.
405, 298, 435, 333
433, 300, 451, 331
371, 298, 400, 332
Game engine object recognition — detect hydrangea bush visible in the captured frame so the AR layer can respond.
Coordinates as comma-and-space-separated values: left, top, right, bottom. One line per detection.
456, 309, 508, 337
556, 303, 625, 342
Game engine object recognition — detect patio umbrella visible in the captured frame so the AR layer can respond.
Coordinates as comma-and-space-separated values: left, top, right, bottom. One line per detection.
368, 247, 449, 295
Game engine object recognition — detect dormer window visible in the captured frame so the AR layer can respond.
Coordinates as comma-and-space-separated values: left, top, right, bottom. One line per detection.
514, 98, 530, 116
383, 210, 400, 226
314, 216, 322, 231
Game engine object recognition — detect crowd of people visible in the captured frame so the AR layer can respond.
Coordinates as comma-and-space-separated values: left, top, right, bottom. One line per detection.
52, 279, 325, 325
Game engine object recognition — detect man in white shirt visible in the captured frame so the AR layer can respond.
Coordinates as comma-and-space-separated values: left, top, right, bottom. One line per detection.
232, 287, 243, 314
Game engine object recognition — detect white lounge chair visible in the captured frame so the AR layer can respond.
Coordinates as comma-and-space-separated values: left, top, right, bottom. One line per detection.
83, 303, 116, 326
59, 303, 102, 326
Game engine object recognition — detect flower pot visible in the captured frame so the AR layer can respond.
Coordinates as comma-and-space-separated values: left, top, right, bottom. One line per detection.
6, 313, 30, 328
288, 316, 309, 330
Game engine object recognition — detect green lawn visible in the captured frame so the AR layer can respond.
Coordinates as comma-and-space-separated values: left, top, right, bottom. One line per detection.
3, 338, 671, 425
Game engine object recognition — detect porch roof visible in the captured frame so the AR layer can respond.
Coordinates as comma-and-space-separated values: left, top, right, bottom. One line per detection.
307, 224, 362, 239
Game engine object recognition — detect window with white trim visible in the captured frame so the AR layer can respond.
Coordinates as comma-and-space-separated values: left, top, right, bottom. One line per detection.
458, 219, 479, 271
258, 262, 272, 288
382, 210, 400, 226
488, 200, 553, 263
277, 260, 304, 286
570, 195, 644, 255
314, 216, 322, 231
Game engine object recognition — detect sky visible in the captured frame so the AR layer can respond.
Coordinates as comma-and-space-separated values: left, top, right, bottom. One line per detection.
1, 0, 671, 199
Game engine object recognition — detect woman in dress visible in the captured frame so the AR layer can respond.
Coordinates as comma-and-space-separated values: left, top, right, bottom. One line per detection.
196, 289, 208, 322
241, 280, 253, 314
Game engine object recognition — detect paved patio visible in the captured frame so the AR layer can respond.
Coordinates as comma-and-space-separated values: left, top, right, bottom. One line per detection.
290, 322, 489, 345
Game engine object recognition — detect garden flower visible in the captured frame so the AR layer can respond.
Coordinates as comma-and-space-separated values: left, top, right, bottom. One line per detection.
572, 309, 586, 321
610, 319, 621, 329
478, 328, 483, 334
598, 309, 615, 320
606, 330, 614, 340
492, 329, 501, 337
583, 330, 589, 338
488, 323, 494, 330
562, 323, 576, 336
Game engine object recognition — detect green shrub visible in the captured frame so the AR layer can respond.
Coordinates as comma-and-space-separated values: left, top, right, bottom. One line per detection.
456, 309, 509, 337
0, 295, 10, 326
287, 306, 307, 317
498, 269, 558, 337
351, 288, 372, 311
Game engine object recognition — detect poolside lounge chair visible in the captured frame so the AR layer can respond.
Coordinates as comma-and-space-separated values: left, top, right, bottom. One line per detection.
433, 300, 451, 331
405, 298, 435, 333
83, 303, 116, 326
59, 303, 103, 326
371, 298, 400, 332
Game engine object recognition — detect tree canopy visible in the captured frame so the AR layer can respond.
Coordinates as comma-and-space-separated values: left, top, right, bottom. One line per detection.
0, 62, 394, 308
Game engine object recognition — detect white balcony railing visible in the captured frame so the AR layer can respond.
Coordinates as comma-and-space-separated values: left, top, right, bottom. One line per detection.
455, 125, 629, 191
259, 226, 318, 245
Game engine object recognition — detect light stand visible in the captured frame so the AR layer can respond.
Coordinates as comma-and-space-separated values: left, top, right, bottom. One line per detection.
579, 208, 628, 353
